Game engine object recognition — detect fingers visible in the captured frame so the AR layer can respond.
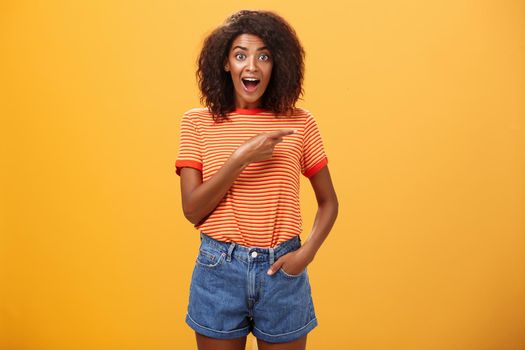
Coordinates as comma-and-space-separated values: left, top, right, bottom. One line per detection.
267, 260, 283, 275
267, 129, 296, 139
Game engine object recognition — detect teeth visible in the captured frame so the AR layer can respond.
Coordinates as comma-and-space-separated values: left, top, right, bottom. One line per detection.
243, 78, 259, 81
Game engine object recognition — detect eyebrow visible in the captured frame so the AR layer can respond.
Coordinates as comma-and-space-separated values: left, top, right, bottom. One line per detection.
232, 45, 269, 51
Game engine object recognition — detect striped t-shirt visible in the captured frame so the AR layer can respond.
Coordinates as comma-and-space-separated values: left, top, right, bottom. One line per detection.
175, 107, 328, 248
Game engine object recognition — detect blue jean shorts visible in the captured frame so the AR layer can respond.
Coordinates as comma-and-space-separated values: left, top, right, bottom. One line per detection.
185, 231, 318, 343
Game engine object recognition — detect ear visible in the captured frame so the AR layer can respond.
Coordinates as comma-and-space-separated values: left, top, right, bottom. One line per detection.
224, 63, 230, 72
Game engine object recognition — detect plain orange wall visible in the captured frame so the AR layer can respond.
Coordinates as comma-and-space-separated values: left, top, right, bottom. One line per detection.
1, 1, 524, 349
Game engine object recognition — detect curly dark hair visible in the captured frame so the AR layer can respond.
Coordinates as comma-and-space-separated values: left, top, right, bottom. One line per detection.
196, 10, 306, 122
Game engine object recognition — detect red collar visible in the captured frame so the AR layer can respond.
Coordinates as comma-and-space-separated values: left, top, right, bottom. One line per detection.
234, 108, 267, 115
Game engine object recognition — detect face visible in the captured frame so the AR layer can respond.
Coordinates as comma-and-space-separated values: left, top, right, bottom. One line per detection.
224, 34, 273, 109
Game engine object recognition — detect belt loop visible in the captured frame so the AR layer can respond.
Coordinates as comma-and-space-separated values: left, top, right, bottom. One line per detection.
269, 247, 275, 266
226, 242, 235, 262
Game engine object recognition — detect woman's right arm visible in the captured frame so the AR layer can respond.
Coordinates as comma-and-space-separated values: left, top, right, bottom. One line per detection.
179, 129, 295, 225
179, 150, 249, 225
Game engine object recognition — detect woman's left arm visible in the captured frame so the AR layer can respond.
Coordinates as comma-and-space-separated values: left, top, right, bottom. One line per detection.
300, 165, 339, 260
267, 165, 339, 275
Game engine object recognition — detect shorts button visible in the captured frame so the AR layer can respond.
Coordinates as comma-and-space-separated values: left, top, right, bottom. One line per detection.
251, 251, 258, 258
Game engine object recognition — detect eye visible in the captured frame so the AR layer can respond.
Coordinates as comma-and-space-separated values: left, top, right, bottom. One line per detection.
235, 53, 246, 60
259, 54, 270, 61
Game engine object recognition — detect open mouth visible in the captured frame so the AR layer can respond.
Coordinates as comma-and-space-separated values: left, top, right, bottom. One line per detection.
241, 78, 260, 92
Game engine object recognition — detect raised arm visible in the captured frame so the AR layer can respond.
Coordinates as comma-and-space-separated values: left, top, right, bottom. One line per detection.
179, 129, 295, 225
180, 151, 248, 225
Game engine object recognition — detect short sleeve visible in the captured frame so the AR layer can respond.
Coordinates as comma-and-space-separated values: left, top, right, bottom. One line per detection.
301, 112, 328, 178
175, 114, 203, 176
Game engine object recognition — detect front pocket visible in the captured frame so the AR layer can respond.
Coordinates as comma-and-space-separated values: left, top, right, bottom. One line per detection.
279, 266, 306, 278
196, 248, 226, 268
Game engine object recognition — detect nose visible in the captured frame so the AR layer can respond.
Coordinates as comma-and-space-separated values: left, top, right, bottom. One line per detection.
246, 55, 258, 72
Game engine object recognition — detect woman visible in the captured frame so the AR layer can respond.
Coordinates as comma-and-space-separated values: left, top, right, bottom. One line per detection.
175, 9, 338, 350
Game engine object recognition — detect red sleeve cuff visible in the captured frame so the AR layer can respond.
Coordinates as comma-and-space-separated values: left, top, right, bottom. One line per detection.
303, 157, 328, 178
175, 160, 203, 176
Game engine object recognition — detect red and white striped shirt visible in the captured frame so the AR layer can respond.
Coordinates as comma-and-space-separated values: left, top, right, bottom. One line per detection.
175, 107, 328, 248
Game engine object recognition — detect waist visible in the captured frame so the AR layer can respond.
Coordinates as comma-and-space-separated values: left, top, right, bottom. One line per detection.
199, 231, 301, 262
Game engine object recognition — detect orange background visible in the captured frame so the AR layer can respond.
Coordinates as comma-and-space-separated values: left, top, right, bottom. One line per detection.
1, 1, 524, 349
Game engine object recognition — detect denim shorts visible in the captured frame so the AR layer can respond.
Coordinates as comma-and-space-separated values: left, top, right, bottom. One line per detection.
185, 231, 318, 343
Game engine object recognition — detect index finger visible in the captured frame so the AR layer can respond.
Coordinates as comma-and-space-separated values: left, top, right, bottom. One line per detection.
267, 129, 296, 139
